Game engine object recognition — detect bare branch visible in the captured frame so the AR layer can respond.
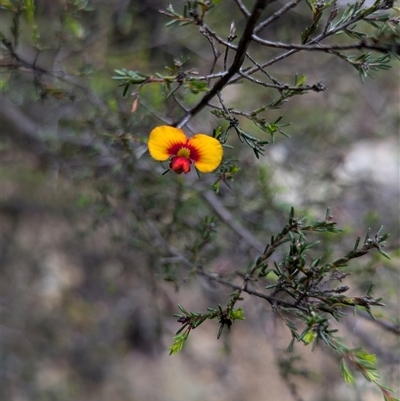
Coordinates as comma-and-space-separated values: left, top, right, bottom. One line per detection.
252, 35, 395, 53
201, 191, 265, 253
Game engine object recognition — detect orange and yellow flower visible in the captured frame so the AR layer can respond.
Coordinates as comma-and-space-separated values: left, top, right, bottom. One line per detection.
148, 125, 223, 174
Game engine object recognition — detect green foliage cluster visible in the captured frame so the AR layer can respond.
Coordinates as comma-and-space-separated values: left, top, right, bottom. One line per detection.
168, 207, 394, 399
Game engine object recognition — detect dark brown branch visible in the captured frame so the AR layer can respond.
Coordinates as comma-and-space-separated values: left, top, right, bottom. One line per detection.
174, 0, 271, 128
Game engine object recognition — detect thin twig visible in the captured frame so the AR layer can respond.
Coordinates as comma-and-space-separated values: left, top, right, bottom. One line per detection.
201, 191, 265, 253
200, 24, 237, 50
252, 36, 394, 53
238, 70, 326, 92
357, 310, 400, 336
254, 0, 302, 34
199, 25, 223, 86
234, 0, 251, 18
197, 269, 306, 310
246, 51, 284, 86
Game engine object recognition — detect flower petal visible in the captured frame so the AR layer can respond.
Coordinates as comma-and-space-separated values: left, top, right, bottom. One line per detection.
148, 126, 187, 161
188, 134, 223, 173
170, 156, 192, 174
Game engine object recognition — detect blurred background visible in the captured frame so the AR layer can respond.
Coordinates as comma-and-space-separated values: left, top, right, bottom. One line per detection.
1, 1, 399, 400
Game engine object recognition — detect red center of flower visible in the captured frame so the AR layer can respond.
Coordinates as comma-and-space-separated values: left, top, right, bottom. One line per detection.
167, 141, 200, 162
169, 156, 192, 174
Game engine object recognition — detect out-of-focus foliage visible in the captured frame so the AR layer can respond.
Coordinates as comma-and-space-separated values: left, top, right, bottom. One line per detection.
1, 1, 399, 401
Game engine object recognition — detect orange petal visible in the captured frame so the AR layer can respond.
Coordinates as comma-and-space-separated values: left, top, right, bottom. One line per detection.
148, 126, 187, 161
188, 134, 223, 173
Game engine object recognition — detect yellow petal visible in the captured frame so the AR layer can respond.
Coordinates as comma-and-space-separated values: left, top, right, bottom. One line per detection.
148, 126, 187, 161
188, 134, 223, 173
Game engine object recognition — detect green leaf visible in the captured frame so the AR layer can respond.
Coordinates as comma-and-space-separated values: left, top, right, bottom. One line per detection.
231, 307, 245, 321
340, 359, 355, 384
65, 15, 85, 39
295, 74, 307, 87
24, 0, 40, 44
165, 19, 178, 27
377, 248, 391, 259
287, 338, 295, 352
169, 331, 189, 355
177, 303, 189, 315
355, 350, 377, 364
302, 330, 316, 345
